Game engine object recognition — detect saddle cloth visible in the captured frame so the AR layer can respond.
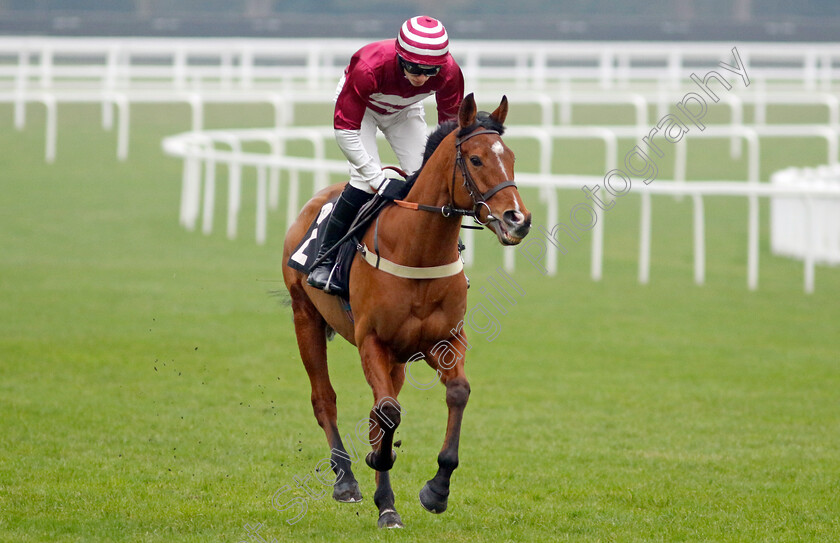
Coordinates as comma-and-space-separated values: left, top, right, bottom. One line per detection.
286, 178, 410, 298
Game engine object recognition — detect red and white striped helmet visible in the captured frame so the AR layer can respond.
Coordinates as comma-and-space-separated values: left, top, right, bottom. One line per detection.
395, 16, 450, 66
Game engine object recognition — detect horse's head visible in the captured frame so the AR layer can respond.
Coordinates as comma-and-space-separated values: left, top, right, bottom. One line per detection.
453, 94, 531, 245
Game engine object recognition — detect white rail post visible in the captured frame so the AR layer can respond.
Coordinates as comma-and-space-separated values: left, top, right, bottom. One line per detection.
43, 93, 57, 163
256, 165, 268, 245
102, 45, 119, 130
533, 49, 547, 91
202, 153, 217, 235
221, 50, 233, 91
239, 45, 253, 89
726, 94, 743, 159
639, 190, 651, 284
674, 136, 686, 202
745, 127, 760, 291
114, 93, 130, 161
189, 93, 204, 132
599, 48, 613, 90
174, 47, 187, 90
803, 196, 815, 294
306, 46, 319, 90
39, 43, 53, 89
692, 193, 706, 285
804, 50, 817, 91
631, 93, 648, 145
14, 46, 29, 129
226, 159, 242, 239
591, 204, 603, 281
181, 139, 203, 230
179, 152, 192, 228
747, 193, 760, 291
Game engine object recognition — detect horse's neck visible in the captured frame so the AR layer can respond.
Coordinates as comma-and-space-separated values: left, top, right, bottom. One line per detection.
378, 150, 462, 267
405, 149, 455, 209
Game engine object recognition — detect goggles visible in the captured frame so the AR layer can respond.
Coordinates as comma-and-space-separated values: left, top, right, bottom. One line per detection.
399, 57, 441, 77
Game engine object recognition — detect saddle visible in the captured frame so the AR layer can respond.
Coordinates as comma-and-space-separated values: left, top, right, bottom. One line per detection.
287, 177, 412, 298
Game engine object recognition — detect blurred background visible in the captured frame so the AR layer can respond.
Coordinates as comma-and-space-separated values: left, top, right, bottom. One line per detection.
1, 0, 839, 41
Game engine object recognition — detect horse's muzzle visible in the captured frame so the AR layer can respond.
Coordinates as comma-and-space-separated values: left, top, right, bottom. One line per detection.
492, 209, 531, 245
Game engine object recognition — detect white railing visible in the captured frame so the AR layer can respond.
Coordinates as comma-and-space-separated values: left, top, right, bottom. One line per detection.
5, 38, 840, 163
6, 88, 840, 164
4, 37, 840, 93
162, 125, 840, 293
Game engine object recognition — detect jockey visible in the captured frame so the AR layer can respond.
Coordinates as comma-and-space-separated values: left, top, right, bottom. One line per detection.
307, 15, 465, 292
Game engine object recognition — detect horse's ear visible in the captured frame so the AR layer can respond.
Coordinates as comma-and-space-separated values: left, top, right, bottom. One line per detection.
490, 95, 508, 125
458, 93, 477, 128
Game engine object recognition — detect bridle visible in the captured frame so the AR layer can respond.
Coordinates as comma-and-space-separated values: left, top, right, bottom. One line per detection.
394, 125, 518, 226
452, 127, 518, 225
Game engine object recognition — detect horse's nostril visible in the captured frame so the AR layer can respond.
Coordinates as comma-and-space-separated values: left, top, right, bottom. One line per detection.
504, 210, 525, 226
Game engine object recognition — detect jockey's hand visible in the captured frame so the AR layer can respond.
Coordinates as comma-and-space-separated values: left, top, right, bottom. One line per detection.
377, 178, 409, 200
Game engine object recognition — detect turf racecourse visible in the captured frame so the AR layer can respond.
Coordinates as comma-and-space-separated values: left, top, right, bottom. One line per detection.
2, 101, 839, 542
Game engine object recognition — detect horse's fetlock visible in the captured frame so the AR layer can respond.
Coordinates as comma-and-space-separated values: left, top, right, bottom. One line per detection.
374, 485, 395, 509
437, 450, 459, 472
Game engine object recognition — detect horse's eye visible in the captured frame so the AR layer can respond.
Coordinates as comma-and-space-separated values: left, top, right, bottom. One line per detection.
469, 156, 482, 167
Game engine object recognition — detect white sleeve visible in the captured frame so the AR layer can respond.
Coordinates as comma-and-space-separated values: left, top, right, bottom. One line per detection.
334, 129, 386, 188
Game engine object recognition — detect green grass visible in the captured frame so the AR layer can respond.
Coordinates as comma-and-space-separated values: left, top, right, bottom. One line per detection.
1, 100, 839, 542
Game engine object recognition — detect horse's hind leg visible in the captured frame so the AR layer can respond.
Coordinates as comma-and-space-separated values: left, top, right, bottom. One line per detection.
289, 284, 362, 502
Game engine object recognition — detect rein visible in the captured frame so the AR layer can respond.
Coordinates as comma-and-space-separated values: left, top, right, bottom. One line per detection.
394, 126, 517, 225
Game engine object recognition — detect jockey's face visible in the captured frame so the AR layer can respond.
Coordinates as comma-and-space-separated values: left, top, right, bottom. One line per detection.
399, 56, 439, 87
404, 71, 431, 86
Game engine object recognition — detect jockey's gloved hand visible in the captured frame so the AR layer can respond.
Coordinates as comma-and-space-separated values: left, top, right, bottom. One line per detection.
377, 178, 410, 200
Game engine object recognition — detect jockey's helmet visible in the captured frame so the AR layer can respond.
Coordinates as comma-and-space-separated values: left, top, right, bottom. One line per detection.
396, 16, 450, 66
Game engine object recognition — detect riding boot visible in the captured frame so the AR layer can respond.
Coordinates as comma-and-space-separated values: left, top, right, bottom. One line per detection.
307, 184, 373, 292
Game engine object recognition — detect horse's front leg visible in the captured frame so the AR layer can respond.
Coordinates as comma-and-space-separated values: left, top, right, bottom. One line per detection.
420, 338, 470, 514
358, 334, 404, 528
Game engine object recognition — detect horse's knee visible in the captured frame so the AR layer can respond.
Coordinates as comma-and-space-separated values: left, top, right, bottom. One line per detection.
375, 398, 402, 430
445, 378, 470, 409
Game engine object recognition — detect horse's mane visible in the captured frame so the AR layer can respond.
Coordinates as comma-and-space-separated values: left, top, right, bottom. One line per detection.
405, 111, 506, 186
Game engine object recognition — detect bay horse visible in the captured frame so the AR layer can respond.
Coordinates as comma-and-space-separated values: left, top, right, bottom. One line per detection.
281, 94, 531, 529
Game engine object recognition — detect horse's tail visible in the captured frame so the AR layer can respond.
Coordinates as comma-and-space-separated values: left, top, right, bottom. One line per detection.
269, 289, 292, 307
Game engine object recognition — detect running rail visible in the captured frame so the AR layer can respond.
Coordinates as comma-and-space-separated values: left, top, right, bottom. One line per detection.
161, 125, 840, 293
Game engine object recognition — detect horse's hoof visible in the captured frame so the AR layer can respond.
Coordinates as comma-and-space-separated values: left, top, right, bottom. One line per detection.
419, 482, 449, 514
377, 508, 404, 529
365, 449, 397, 471
332, 479, 362, 503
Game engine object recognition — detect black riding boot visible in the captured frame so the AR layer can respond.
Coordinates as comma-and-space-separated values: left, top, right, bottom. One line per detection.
307, 184, 373, 292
